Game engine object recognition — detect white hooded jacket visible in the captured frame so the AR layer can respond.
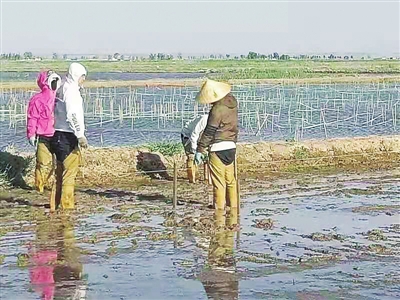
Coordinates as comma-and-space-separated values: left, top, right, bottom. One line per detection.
181, 114, 209, 152
54, 63, 87, 139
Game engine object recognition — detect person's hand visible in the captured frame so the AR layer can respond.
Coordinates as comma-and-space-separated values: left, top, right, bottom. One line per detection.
194, 152, 204, 165
28, 136, 37, 147
78, 137, 88, 149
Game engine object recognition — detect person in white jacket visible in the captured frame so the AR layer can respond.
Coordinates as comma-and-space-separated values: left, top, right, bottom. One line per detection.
181, 114, 208, 183
50, 62, 88, 211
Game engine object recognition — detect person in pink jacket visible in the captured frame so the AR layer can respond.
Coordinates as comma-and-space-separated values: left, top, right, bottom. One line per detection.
26, 70, 61, 193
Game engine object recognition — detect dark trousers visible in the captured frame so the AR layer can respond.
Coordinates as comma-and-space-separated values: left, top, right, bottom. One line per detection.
50, 131, 79, 162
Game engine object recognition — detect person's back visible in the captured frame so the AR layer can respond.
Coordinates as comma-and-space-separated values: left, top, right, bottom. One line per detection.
54, 67, 85, 139
27, 70, 61, 142
50, 62, 88, 212
181, 114, 207, 136
26, 70, 61, 193
194, 79, 239, 213
181, 114, 209, 154
180, 114, 209, 184
54, 81, 68, 133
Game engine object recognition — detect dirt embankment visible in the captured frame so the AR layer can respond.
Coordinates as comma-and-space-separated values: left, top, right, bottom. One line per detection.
25, 135, 398, 188
2, 135, 399, 191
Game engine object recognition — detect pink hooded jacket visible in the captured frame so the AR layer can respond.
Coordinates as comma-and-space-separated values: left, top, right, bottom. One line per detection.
26, 70, 61, 139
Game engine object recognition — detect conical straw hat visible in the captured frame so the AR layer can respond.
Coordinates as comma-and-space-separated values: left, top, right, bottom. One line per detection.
196, 79, 231, 104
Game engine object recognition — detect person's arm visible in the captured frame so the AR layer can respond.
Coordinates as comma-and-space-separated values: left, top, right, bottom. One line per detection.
26, 99, 39, 139
197, 107, 222, 153
189, 115, 208, 152
65, 90, 85, 139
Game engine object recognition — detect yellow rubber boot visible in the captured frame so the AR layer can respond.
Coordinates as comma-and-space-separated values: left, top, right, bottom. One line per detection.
208, 153, 227, 210
61, 185, 75, 210
60, 149, 80, 210
50, 161, 63, 212
35, 141, 53, 193
225, 162, 238, 209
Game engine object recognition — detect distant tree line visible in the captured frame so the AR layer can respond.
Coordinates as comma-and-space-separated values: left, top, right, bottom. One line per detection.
0, 52, 33, 60
0, 51, 395, 61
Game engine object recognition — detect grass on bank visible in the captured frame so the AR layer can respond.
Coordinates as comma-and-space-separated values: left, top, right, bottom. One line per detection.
2, 59, 399, 90
143, 142, 184, 157
2, 59, 399, 75
0, 150, 34, 189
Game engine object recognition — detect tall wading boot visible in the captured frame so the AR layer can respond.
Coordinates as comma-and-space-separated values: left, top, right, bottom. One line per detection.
60, 149, 80, 210
225, 161, 238, 210
208, 152, 227, 210
204, 161, 214, 209
50, 161, 63, 212
35, 141, 54, 193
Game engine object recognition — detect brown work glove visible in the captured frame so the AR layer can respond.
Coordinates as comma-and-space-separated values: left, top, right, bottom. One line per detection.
78, 137, 88, 149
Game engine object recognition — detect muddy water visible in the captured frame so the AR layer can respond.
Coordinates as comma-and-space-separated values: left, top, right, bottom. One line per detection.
0, 173, 399, 299
2, 82, 399, 151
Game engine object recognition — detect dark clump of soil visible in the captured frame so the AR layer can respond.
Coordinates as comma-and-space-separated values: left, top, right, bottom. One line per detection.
253, 218, 274, 230
365, 229, 387, 241
302, 232, 346, 242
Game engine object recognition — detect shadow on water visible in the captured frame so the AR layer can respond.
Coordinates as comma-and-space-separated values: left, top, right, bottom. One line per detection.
81, 188, 169, 202
0, 196, 48, 209
198, 209, 240, 300
28, 217, 87, 299
82, 188, 138, 199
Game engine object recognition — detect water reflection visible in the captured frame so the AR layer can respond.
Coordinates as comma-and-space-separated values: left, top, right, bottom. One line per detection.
28, 216, 87, 300
199, 209, 239, 300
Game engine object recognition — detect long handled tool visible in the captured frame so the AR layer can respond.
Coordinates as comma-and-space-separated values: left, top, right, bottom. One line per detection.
78, 145, 86, 177
204, 157, 213, 208
49, 154, 57, 212
234, 154, 240, 216
234, 153, 241, 249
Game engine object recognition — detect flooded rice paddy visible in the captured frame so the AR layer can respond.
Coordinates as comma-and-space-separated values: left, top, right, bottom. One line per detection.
1, 82, 400, 150
0, 170, 399, 299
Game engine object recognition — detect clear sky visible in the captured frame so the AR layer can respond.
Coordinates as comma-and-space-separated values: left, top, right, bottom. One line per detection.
1, 0, 399, 56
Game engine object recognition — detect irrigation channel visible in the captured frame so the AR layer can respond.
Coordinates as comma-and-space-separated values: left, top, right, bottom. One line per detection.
0, 169, 399, 299
1, 82, 400, 150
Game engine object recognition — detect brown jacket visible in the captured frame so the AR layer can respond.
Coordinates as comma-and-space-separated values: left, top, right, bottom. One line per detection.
197, 93, 238, 153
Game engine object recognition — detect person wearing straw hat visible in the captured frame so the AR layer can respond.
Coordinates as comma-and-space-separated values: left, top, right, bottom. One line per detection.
194, 79, 239, 215
26, 70, 61, 193
181, 113, 209, 183
50, 62, 88, 211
